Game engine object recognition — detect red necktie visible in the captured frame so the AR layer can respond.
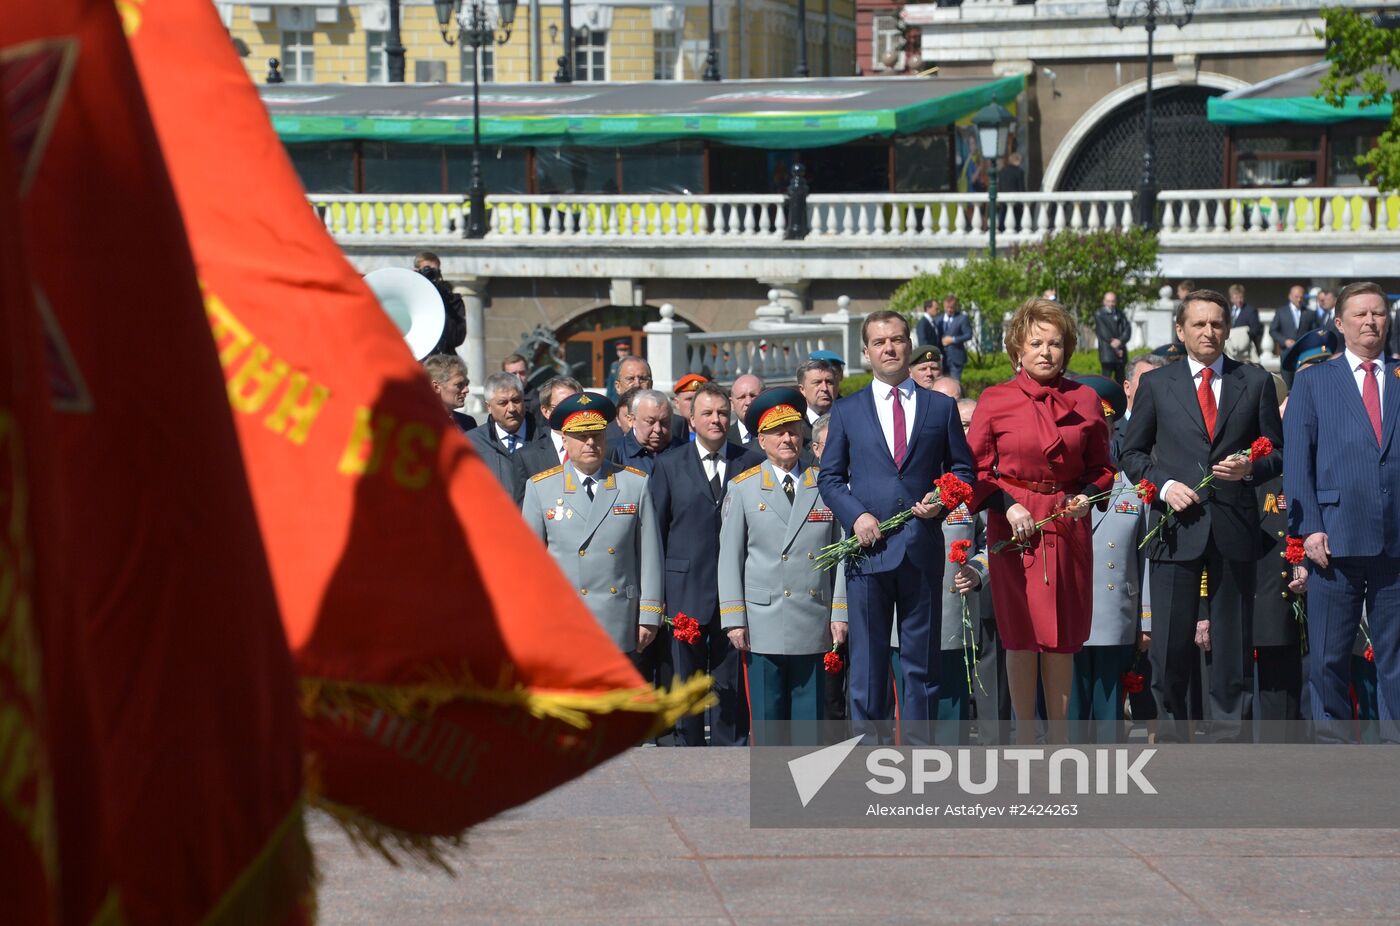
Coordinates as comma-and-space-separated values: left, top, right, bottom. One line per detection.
1197, 367, 1217, 438
890, 387, 907, 467
1362, 361, 1382, 445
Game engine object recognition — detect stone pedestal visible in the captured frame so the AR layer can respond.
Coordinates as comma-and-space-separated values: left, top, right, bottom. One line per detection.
453, 276, 490, 414
643, 303, 691, 389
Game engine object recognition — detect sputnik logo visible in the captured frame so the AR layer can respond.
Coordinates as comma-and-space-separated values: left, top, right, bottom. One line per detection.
787, 734, 862, 808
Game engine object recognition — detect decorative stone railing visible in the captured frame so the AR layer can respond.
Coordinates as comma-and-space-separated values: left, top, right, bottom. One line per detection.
311, 188, 1400, 246
645, 294, 866, 387
1157, 187, 1400, 237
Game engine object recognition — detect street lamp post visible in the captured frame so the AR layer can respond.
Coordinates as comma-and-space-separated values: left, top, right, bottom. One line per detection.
555, 0, 573, 82
702, 0, 720, 81
386, 0, 406, 82
795, 0, 809, 77
972, 102, 1014, 259
435, 0, 519, 239
1107, 0, 1197, 230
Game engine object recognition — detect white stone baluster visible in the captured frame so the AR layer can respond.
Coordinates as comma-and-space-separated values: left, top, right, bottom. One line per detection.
1378, 195, 1390, 231
1321, 197, 1335, 234
1051, 202, 1066, 231
891, 203, 904, 236
1283, 198, 1298, 234
840, 205, 854, 237
968, 202, 983, 238
1212, 198, 1227, 234
1340, 196, 1353, 232
931, 205, 944, 237
774, 204, 787, 237
1251, 200, 1267, 233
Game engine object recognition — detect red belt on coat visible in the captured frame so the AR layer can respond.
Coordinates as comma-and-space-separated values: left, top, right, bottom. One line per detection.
1000, 474, 1071, 495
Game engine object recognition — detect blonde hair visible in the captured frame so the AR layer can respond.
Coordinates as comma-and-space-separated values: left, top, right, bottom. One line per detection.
1004, 297, 1078, 361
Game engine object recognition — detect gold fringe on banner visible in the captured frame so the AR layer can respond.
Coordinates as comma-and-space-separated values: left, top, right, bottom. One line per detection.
299, 671, 716, 740
307, 791, 462, 873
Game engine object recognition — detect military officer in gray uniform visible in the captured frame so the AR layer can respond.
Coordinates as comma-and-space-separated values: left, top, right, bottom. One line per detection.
719, 389, 847, 746
522, 393, 664, 658
1071, 375, 1151, 743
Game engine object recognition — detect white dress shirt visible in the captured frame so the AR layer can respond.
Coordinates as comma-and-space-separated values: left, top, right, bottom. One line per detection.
697, 441, 726, 483
1162, 355, 1225, 497
873, 376, 917, 460
550, 429, 567, 463
1346, 348, 1386, 413
769, 462, 799, 488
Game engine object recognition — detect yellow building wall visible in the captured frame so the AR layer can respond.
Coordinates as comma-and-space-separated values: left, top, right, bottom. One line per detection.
227, 2, 856, 85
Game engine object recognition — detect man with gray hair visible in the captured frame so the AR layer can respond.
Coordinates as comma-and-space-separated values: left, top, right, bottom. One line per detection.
607, 388, 677, 474
1113, 353, 1168, 464
604, 356, 689, 447
466, 371, 536, 504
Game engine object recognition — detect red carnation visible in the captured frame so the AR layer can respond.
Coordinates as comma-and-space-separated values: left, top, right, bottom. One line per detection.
1284, 536, 1306, 565
669, 612, 702, 645
1120, 671, 1145, 694
1249, 437, 1274, 460
1365, 645, 1375, 663
948, 538, 972, 566
824, 646, 844, 675
1135, 479, 1158, 505
934, 473, 973, 511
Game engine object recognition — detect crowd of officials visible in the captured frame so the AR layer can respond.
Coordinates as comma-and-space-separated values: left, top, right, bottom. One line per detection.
420, 280, 1400, 746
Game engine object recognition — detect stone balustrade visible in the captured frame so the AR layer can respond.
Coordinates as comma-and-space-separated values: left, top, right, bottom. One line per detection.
1158, 187, 1400, 238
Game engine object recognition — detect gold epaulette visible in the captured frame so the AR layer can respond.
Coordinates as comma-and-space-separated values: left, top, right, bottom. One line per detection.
731, 464, 763, 484
624, 466, 648, 478
531, 465, 563, 483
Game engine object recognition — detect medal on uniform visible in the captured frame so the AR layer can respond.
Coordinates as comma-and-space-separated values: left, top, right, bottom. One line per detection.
565, 509, 573, 519
553, 498, 566, 521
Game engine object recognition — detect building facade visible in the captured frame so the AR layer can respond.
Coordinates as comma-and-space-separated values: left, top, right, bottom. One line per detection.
902, 0, 1400, 192
218, 0, 857, 85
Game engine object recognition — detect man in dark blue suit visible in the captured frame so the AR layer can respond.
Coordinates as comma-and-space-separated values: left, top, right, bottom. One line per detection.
1269, 283, 1318, 356
818, 310, 975, 744
1285, 282, 1400, 742
650, 382, 762, 745
933, 295, 974, 382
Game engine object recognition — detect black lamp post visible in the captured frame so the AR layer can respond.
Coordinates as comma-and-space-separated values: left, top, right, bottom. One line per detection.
1107, 0, 1197, 230
554, 0, 573, 82
436, 0, 519, 239
386, 0, 406, 81
795, 0, 809, 77
972, 102, 1014, 259
702, 0, 720, 81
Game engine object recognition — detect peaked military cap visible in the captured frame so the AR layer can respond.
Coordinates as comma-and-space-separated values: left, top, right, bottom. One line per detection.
549, 392, 616, 434
745, 387, 808, 436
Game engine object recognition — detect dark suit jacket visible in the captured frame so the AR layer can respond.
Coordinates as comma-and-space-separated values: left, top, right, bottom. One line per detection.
650, 441, 762, 625
451, 410, 479, 434
726, 420, 756, 448
607, 429, 673, 474
1269, 302, 1318, 352
604, 414, 689, 451
1094, 307, 1132, 364
466, 421, 531, 505
1228, 303, 1264, 351
518, 433, 563, 479
1118, 357, 1284, 562
1285, 354, 1400, 558
916, 313, 939, 348
934, 312, 974, 366
818, 384, 975, 576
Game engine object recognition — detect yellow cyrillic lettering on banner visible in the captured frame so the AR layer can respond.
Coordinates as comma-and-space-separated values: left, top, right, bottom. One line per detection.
338, 407, 395, 477
116, 0, 144, 37
203, 291, 254, 370
392, 422, 438, 490
263, 372, 331, 446
228, 344, 289, 415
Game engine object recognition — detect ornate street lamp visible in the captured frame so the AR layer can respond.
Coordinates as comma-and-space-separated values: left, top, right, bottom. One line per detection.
1107, 0, 1197, 230
972, 102, 1014, 259
435, 0, 519, 238
702, 0, 721, 81
795, 0, 809, 77
386, 0, 406, 81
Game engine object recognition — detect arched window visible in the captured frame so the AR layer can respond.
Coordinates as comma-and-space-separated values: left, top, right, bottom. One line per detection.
1059, 85, 1227, 192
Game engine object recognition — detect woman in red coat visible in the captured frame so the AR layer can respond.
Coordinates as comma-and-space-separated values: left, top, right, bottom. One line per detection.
967, 298, 1114, 745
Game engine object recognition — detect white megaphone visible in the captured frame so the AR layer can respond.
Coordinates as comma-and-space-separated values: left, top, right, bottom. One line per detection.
364, 267, 447, 360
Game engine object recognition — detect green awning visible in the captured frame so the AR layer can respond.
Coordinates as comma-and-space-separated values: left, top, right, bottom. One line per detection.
1207, 61, 1395, 126
262, 75, 1025, 149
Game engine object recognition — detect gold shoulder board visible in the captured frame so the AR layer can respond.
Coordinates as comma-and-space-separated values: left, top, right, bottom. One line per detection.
531, 465, 564, 483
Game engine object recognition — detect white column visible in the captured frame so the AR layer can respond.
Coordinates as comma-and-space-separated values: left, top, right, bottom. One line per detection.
453, 276, 490, 413
644, 303, 691, 389
821, 295, 868, 373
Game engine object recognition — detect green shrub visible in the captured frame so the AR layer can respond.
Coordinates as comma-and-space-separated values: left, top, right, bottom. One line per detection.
840, 352, 1113, 400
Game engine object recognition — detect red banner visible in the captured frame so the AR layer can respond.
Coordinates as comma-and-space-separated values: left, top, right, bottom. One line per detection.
124, 0, 708, 846
1, 1, 308, 922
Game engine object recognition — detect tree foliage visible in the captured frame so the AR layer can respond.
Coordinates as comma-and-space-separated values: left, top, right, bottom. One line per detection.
1317, 7, 1400, 192
887, 227, 1161, 359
